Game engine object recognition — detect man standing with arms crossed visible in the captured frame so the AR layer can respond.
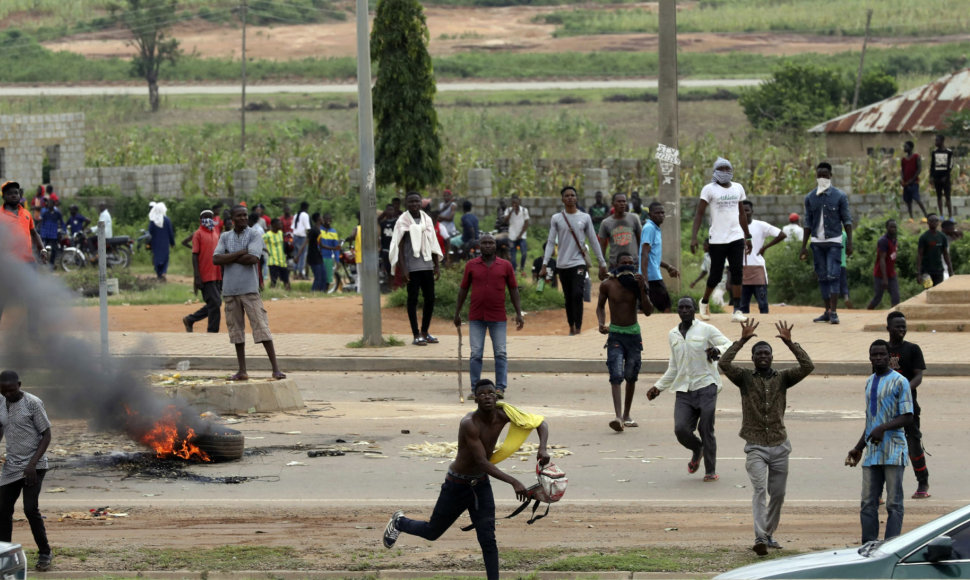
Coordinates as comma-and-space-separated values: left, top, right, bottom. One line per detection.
597, 253, 653, 432
454, 234, 524, 400
801, 162, 853, 325
182, 210, 223, 333
885, 311, 930, 499
647, 297, 733, 482
718, 319, 814, 555
640, 201, 679, 313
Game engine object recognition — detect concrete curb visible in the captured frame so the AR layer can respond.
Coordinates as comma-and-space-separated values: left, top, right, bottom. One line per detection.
127, 355, 970, 377
38, 570, 708, 579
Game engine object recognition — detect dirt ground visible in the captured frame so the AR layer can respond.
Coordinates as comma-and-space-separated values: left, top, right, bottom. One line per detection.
40, 5, 970, 65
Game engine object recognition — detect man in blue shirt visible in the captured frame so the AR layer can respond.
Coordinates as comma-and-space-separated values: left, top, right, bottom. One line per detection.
845, 339, 913, 544
799, 162, 853, 325
38, 198, 64, 270
460, 200, 480, 251
639, 202, 679, 313
65, 205, 90, 237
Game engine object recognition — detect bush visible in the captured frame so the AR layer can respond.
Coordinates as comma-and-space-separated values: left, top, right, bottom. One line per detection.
61, 269, 158, 297
739, 62, 845, 132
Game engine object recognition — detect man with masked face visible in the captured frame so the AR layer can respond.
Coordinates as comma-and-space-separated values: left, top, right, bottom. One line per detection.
800, 162, 853, 325
183, 210, 223, 333
597, 253, 653, 432
690, 158, 753, 322
719, 319, 814, 555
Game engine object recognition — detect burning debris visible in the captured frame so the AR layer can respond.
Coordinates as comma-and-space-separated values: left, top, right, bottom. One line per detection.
124, 404, 211, 462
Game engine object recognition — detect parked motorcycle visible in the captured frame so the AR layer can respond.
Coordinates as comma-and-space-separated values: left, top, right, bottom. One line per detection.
333, 236, 387, 292
60, 231, 133, 272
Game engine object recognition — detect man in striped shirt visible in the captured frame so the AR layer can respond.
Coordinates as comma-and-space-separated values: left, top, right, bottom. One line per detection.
845, 339, 914, 544
263, 218, 290, 291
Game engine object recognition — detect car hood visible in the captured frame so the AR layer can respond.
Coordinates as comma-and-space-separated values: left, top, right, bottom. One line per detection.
714, 546, 889, 579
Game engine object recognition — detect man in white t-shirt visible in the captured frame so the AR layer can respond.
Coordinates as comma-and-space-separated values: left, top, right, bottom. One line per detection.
503, 195, 530, 273
740, 200, 787, 314
292, 201, 311, 278
690, 157, 753, 322
782, 213, 803, 243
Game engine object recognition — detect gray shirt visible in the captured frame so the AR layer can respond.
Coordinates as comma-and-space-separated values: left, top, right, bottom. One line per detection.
0, 392, 51, 486
214, 226, 263, 296
403, 237, 434, 272
543, 211, 607, 269
598, 213, 642, 267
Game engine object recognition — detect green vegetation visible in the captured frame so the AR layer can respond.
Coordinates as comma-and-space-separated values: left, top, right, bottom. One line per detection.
121, 0, 182, 112
346, 335, 406, 347
539, 0, 970, 37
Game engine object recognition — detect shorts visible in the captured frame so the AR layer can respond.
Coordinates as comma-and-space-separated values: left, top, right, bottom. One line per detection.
933, 177, 951, 198
648, 279, 672, 312
606, 332, 642, 385
903, 183, 920, 204
224, 293, 273, 344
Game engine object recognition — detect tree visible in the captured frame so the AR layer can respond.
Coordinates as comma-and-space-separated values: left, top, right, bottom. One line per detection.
370, 0, 442, 191
857, 68, 898, 108
119, 0, 181, 112
739, 63, 846, 132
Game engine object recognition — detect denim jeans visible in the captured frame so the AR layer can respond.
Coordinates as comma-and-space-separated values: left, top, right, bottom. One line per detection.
310, 262, 326, 291
811, 242, 842, 300
397, 477, 498, 580
510, 238, 528, 271
740, 285, 769, 314
861, 465, 905, 543
469, 320, 507, 391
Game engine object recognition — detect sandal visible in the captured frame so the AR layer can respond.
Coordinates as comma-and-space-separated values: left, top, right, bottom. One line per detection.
412, 337, 427, 346
704, 474, 719, 482
688, 459, 700, 474
912, 490, 931, 499
227, 372, 249, 381
623, 419, 639, 428
424, 334, 439, 344
272, 371, 287, 380
609, 419, 624, 432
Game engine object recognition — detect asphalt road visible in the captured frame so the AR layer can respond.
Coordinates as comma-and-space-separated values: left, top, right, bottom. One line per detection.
43, 370, 970, 512
0, 78, 762, 97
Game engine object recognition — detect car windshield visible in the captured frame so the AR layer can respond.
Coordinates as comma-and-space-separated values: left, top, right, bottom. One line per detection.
877, 505, 970, 556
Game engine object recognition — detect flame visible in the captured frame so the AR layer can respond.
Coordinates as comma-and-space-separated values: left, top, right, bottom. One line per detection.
125, 404, 211, 462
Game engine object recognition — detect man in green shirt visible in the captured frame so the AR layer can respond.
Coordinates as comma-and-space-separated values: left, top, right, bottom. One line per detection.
916, 214, 953, 287
263, 218, 291, 290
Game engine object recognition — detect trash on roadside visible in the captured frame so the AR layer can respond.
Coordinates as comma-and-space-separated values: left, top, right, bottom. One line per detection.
175, 360, 190, 371
307, 450, 345, 457
46, 487, 66, 493
286, 461, 306, 466
664, 527, 678, 532
401, 429, 410, 434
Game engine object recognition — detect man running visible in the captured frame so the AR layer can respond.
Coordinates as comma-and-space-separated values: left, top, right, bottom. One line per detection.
597, 253, 653, 432
719, 319, 815, 555
382, 379, 550, 580
886, 311, 930, 499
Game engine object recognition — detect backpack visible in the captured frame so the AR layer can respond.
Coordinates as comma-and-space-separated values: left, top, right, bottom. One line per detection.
506, 461, 568, 525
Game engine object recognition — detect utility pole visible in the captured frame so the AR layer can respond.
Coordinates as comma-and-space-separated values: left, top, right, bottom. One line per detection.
356, 0, 382, 345
240, 0, 248, 152
657, 0, 681, 292
851, 9, 873, 110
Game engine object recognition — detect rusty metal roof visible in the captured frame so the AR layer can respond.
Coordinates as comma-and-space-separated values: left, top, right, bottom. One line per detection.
809, 69, 970, 134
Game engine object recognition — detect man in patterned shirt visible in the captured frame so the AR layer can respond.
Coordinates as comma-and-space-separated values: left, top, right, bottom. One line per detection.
0, 370, 52, 572
845, 339, 914, 544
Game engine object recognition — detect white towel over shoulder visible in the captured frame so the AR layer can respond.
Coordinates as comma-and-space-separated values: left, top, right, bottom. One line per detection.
388, 210, 443, 274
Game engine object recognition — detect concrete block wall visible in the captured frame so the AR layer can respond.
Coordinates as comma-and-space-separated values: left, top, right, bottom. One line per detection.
52, 164, 189, 198
0, 113, 84, 190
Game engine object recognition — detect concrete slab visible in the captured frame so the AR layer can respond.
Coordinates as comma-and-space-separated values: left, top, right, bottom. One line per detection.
163, 378, 304, 414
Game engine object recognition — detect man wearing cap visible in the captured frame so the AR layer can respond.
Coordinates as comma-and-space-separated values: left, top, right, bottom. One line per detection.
183, 210, 223, 333
0, 182, 48, 327
782, 213, 803, 243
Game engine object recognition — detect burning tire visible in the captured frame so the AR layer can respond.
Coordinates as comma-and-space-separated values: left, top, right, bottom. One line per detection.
194, 427, 245, 462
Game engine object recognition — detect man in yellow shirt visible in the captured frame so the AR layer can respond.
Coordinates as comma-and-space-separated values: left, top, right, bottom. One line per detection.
263, 218, 290, 291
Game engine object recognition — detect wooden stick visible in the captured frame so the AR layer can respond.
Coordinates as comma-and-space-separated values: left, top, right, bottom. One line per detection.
457, 324, 464, 403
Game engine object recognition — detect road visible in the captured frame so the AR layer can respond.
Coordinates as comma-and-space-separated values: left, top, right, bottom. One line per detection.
0, 78, 763, 97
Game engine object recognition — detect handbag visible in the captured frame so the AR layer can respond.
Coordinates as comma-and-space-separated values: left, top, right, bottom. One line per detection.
561, 212, 592, 269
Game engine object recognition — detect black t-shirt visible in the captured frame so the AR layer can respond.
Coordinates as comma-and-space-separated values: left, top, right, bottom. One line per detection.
380, 219, 396, 251
306, 226, 323, 265
887, 341, 926, 382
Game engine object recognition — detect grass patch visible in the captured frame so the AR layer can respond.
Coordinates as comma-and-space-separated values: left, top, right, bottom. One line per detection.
131, 545, 305, 571
346, 335, 406, 348
537, 546, 794, 573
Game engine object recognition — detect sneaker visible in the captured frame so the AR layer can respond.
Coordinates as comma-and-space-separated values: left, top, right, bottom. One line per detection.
496, 389, 505, 400
731, 310, 748, 323
829, 313, 840, 325
752, 539, 768, 556
698, 301, 711, 320
182, 316, 193, 333
813, 311, 831, 323
766, 536, 782, 549
36, 551, 52, 572
383, 510, 404, 549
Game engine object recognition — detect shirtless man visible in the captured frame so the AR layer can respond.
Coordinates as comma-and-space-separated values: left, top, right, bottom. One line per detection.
597, 253, 653, 432
382, 379, 550, 580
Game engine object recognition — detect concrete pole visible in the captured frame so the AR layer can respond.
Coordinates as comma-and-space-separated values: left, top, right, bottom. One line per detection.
851, 9, 874, 111
657, 0, 681, 293
98, 221, 108, 362
240, 0, 247, 152
356, 0, 383, 345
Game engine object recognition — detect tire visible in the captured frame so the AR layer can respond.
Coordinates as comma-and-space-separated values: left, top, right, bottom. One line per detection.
61, 250, 83, 272
110, 247, 132, 269
193, 426, 245, 463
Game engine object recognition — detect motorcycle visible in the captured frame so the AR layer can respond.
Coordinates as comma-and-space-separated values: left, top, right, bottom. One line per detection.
60, 230, 133, 272
333, 236, 387, 293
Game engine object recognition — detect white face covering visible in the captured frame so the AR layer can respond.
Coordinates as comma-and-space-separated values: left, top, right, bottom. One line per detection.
816, 178, 831, 194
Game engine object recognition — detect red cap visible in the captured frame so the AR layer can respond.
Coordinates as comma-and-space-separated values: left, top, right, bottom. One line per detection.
788, 213, 799, 223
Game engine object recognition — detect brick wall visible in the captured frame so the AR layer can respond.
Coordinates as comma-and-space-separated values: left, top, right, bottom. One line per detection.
0, 113, 84, 190
52, 164, 189, 198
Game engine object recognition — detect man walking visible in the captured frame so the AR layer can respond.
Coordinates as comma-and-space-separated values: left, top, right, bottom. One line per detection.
503, 195, 530, 273
800, 162, 853, 325
539, 186, 608, 336
182, 210, 223, 333
886, 312, 930, 499
900, 141, 928, 223
740, 200, 786, 314
597, 253, 654, 432
382, 379, 550, 580
390, 192, 443, 346
647, 297, 733, 481
845, 340, 913, 544
213, 205, 286, 381
917, 214, 953, 288
639, 202, 678, 313
454, 234, 524, 399
867, 219, 900, 310
930, 135, 955, 219
38, 197, 63, 271
0, 370, 53, 572
598, 192, 641, 269
718, 319, 815, 555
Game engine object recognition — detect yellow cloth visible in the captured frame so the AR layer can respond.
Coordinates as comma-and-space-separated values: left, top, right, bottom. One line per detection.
491, 402, 545, 464
354, 225, 363, 264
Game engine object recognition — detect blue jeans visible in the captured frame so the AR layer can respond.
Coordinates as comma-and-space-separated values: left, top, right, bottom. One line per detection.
469, 320, 507, 391
811, 242, 842, 301
293, 235, 307, 274
509, 238, 528, 271
740, 285, 769, 314
397, 478, 498, 580
861, 465, 905, 543
310, 262, 326, 291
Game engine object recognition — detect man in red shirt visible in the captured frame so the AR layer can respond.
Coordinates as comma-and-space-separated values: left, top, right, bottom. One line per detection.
900, 141, 928, 223
0, 181, 48, 327
182, 210, 223, 333
868, 219, 900, 309
454, 234, 524, 399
